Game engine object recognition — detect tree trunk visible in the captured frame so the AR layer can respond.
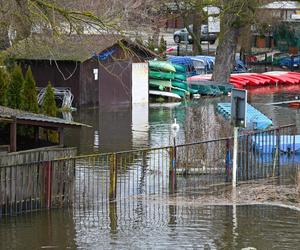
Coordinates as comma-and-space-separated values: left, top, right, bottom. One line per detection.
212, 0, 240, 83
192, 12, 202, 55
212, 27, 239, 83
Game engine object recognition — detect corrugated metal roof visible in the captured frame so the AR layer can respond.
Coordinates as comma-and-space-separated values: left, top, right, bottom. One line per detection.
0, 106, 90, 128
262, 1, 300, 9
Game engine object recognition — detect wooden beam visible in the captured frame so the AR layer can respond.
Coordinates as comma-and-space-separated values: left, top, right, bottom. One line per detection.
10, 117, 17, 152
16, 119, 83, 129
0, 117, 13, 123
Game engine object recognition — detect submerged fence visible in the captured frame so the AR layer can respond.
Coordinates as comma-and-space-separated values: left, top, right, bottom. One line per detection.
0, 125, 298, 216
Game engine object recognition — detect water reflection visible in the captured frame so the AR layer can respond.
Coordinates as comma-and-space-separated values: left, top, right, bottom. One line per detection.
64, 88, 300, 155
65, 98, 234, 154
1, 203, 300, 249
0, 210, 76, 249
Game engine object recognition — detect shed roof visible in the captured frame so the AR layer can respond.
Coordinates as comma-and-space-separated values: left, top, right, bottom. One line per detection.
7, 34, 157, 62
0, 106, 89, 128
262, 1, 300, 10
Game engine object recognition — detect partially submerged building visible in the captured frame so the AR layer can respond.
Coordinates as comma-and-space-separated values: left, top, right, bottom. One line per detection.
8, 35, 156, 107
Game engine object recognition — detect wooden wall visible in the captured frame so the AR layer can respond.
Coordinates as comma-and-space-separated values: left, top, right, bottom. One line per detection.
20, 60, 81, 107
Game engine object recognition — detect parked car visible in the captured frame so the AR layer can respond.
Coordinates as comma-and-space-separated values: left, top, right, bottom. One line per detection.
173, 24, 217, 44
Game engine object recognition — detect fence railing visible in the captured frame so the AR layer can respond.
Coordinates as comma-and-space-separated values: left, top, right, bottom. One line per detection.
0, 125, 297, 216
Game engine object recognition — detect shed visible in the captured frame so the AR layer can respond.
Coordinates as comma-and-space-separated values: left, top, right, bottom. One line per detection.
0, 105, 89, 152
8, 35, 157, 107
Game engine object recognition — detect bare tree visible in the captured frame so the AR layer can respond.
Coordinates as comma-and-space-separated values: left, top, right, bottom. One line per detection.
212, 0, 271, 83
0, 0, 122, 52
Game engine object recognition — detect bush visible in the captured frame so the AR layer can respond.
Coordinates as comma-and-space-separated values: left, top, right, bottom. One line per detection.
22, 66, 39, 113
7, 64, 24, 109
42, 82, 57, 117
0, 67, 9, 106
159, 36, 167, 54
41, 82, 59, 143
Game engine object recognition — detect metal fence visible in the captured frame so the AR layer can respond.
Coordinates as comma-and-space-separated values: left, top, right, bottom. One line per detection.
0, 125, 297, 216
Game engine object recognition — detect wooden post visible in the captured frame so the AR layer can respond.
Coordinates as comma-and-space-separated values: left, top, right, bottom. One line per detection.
34, 127, 39, 143
45, 161, 52, 209
109, 153, 117, 201
58, 127, 64, 146
10, 117, 17, 152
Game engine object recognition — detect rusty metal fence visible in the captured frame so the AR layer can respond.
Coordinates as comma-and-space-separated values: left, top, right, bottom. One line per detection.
0, 125, 297, 216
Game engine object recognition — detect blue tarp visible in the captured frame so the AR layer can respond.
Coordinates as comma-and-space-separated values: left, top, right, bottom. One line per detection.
251, 135, 300, 154
168, 55, 248, 75
93, 48, 116, 61
217, 103, 273, 130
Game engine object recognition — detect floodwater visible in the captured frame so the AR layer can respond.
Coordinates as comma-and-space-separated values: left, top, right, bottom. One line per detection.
1, 203, 300, 249
65, 85, 300, 154
2, 86, 300, 249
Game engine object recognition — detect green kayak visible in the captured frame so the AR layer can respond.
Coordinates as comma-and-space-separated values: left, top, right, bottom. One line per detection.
216, 84, 232, 95
149, 79, 172, 90
149, 60, 176, 73
190, 84, 215, 95
187, 87, 199, 95
171, 80, 188, 90
174, 73, 187, 81
149, 70, 174, 80
172, 63, 186, 73
171, 86, 190, 98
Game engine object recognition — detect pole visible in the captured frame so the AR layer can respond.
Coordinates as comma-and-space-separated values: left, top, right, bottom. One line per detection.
232, 127, 239, 187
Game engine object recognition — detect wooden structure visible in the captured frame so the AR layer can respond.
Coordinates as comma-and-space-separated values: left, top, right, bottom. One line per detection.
0, 106, 88, 153
9, 35, 156, 107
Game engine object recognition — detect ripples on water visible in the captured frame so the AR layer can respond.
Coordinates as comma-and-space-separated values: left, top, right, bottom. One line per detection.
1, 203, 300, 249
65, 87, 300, 154
2, 88, 300, 249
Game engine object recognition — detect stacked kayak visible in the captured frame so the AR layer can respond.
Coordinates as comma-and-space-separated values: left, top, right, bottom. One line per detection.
149, 61, 174, 91
188, 71, 300, 89
149, 60, 196, 100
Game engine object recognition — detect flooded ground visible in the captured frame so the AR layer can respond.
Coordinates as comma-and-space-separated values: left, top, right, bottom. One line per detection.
2, 87, 300, 249
1, 202, 300, 249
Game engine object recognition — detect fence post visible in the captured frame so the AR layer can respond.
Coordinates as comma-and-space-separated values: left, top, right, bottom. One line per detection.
169, 146, 176, 193
246, 135, 249, 180
45, 161, 52, 209
225, 139, 231, 182
232, 127, 239, 187
276, 129, 281, 177
109, 153, 117, 201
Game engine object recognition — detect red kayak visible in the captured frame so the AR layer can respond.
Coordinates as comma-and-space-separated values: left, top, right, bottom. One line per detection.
288, 102, 300, 108
247, 85, 300, 95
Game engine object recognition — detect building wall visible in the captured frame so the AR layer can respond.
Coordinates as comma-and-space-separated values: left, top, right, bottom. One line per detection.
98, 60, 132, 107
20, 60, 81, 107
132, 63, 149, 104
80, 59, 100, 106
